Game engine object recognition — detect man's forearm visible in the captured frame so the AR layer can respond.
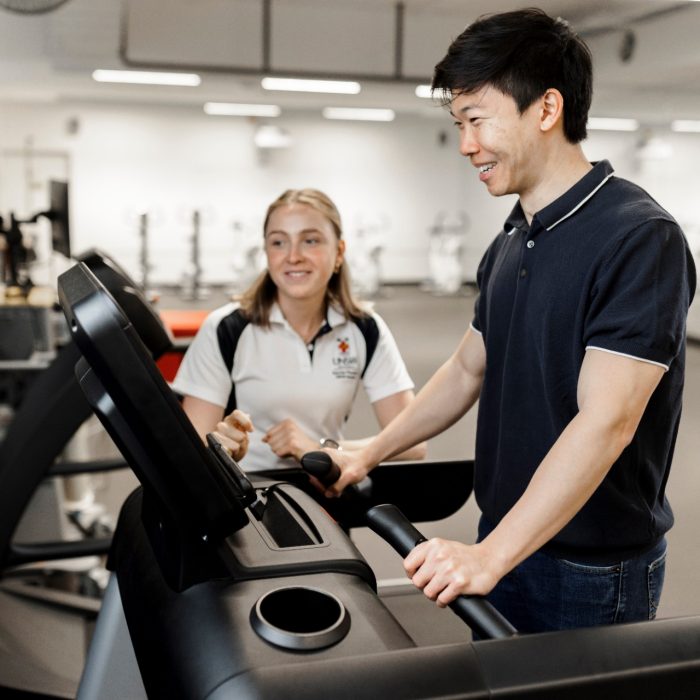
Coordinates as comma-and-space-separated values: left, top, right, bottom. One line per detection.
362, 352, 483, 468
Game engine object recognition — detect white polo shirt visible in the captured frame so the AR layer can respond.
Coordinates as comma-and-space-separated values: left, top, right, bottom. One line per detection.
171, 302, 414, 471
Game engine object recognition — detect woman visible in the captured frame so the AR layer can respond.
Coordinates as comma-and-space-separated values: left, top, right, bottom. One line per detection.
172, 188, 426, 471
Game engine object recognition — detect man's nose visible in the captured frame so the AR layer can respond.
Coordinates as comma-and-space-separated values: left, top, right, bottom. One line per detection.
459, 127, 479, 157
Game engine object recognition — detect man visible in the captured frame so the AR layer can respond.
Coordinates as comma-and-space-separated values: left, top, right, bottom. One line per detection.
329, 8, 696, 634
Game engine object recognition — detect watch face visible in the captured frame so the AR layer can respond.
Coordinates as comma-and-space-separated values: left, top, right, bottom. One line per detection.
320, 438, 340, 450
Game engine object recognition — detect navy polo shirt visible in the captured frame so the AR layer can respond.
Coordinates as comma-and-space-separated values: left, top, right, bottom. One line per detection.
473, 160, 696, 563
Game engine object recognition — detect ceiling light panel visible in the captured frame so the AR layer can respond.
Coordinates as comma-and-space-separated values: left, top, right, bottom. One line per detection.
262, 77, 361, 94
671, 120, 700, 133
587, 117, 639, 132
322, 107, 395, 122
92, 70, 201, 87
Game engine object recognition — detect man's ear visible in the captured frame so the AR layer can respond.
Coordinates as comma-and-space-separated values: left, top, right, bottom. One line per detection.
540, 88, 564, 133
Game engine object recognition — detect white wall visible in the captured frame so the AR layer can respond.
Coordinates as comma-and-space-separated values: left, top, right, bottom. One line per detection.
0, 100, 515, 286
0, 99, 698, 326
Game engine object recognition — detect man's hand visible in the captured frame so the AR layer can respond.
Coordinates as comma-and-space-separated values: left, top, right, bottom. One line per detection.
404, 538, 502, 607
322, 448, 373, 497
212, 409, 253, 462
262, 419, 317, 461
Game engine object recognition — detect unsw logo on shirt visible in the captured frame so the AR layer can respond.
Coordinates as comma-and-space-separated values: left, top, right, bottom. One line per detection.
332, 336, 359, 379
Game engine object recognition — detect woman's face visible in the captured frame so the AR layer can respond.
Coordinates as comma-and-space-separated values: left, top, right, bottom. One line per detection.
264, 203, 345, 308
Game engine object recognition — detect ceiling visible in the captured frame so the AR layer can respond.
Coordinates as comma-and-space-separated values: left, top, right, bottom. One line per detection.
1, 0, 699, 123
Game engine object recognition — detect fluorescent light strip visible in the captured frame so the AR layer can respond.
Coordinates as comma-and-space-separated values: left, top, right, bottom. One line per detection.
415, 84, 432, 99
92, 69, 201, 87
262, 77, 361, 94
323, 107, 395, 122
671, 120, 700, 133
587, 117, 639, 132
204, 102, 281, 117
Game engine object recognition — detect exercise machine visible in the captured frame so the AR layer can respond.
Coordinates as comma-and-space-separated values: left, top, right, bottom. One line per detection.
58, 262, 700, 699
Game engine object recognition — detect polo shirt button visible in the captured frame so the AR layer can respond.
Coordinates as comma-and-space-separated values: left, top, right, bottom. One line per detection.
307, 343, 314, 351
526, 240, 535, 249
520, 268, 527, 278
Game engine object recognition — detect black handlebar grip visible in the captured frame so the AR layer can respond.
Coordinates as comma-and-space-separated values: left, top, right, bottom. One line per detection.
300, 451, 341, 487
365, 503, 427, 555
366, 504, 517, 640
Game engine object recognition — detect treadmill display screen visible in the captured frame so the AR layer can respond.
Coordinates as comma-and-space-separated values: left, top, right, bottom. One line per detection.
57, 262, 249, 540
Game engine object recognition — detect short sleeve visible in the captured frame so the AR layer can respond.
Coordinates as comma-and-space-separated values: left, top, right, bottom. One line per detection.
170, 306, 235, 407
472, 235, 502, 335
584, 220, 695, 369
362, 313, 414, 404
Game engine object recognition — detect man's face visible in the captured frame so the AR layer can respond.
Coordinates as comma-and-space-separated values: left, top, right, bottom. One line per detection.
450, 86, 542, 199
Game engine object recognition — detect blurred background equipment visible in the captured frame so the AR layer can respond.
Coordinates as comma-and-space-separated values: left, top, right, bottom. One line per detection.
425, 211, 469, 296
346, 213, 387, 299
179, 209, 210, 301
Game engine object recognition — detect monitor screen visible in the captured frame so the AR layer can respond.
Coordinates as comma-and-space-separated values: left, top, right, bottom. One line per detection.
48, 180, 70, 258
57, 262, 249, 541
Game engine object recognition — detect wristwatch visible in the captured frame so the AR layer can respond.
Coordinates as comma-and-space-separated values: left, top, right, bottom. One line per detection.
319, 437, 342, 450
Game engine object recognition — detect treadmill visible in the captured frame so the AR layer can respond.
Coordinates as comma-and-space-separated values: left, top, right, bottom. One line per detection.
58, 262, 700, 699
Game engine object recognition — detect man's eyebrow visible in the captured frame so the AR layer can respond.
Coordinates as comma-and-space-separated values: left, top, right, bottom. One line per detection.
449, 104, 478, 118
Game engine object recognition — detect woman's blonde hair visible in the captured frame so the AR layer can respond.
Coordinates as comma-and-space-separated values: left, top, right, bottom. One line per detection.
239, 188, 365, 325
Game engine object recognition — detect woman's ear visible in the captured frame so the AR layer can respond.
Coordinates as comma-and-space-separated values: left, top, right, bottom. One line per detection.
540, 88, 564, 133
336, 239, 346, 269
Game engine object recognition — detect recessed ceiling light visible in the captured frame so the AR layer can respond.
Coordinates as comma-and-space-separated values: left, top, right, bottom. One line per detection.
322, 107, 395, 122
587, 117, 639, 132
92, 69, 201, 87
204, 102, 281, 117
261, 77, 361, 94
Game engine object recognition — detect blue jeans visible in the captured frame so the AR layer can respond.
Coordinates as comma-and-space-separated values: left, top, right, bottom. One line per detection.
477, 516, 667, 635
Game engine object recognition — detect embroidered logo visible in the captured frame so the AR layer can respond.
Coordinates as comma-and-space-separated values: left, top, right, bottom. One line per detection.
332, 336, 358, 379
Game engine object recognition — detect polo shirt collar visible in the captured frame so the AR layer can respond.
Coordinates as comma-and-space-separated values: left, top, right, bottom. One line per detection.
326, 304, 346, 328
269, 301, 346, 330
503, 160, 614, 235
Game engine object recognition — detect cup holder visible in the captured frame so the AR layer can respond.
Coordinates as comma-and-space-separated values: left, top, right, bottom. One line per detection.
250, 586, 351, 651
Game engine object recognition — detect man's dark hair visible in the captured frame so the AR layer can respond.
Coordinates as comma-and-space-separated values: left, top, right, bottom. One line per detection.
432, 7, 592, 143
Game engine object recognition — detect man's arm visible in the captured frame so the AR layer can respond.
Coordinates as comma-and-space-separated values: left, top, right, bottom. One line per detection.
339, 389, 427, 460
327, 327, 486, 494
405, 348, 665, 606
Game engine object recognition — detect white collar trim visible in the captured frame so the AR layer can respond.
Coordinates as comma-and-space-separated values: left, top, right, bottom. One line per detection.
546, 173, 614, 231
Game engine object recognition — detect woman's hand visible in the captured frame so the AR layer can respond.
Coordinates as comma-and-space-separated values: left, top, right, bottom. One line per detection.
212, 409, 254, 462
262, 418, 318, 461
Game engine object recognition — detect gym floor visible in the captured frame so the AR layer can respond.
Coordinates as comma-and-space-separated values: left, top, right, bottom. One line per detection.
99, 284, 700, 633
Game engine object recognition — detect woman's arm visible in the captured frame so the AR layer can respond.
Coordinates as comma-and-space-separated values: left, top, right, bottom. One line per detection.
181, 395, 253, 461
262, 391, 427, 462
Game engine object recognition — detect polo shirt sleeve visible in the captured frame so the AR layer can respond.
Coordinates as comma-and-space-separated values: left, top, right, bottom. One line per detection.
170, 309, 233, 408
584, 220, 694, 369
362, 312, 415, 404
471, 236, 500, 336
